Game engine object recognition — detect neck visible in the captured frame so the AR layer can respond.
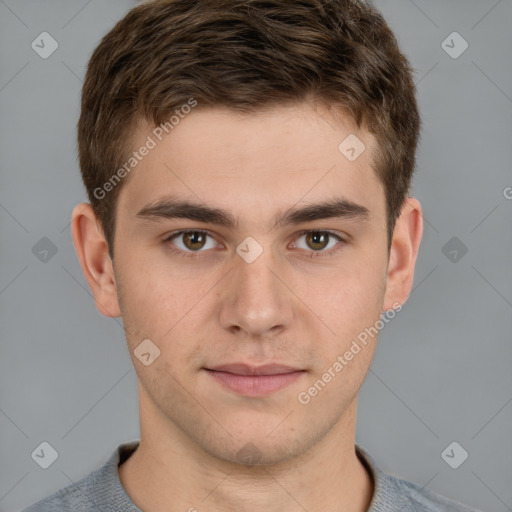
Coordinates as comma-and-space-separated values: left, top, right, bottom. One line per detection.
119, 391, 374, 512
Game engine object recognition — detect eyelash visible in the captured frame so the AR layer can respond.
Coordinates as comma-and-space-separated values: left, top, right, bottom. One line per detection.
163, 229, 346, 259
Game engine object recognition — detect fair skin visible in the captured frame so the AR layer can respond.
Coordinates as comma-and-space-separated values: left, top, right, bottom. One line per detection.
71, 102, 422, 512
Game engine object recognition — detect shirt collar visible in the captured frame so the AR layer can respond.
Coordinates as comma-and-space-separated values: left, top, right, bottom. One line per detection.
101, 441, 414, 512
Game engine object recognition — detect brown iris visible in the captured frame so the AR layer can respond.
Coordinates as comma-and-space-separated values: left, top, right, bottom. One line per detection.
182, 231, 207, 250
305, 232, 330, 251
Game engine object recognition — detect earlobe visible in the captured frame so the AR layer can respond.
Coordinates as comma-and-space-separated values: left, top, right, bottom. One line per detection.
70, 203, 122, 318
382, 197, 423, 311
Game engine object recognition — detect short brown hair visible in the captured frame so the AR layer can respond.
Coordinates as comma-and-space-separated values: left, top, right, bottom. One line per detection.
78, 0, 421, 259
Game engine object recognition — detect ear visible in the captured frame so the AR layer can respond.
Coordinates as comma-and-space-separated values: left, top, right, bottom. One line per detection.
382, 197, 423, 311
70, 203, 122, 318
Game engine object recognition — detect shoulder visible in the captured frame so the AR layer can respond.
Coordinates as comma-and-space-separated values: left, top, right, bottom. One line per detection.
21, 441, 140, 512
20, 476, 95, 512
394, 475, 483, 512
356, 444, 483, 512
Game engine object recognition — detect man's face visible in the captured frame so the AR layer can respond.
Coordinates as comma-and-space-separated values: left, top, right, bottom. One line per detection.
111, 102, 391, 464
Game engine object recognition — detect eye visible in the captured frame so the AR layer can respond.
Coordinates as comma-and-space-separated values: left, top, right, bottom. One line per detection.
165, 230, 218, 253
163, 229, 346, 259
292, 230, 345, 256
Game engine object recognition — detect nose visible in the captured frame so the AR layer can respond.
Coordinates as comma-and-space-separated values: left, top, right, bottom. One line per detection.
218, 245, 294, 338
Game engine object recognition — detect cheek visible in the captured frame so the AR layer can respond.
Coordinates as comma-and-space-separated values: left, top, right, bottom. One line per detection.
116, 234, 387, 355
115, 257, 179, 333
305, 257, 387, 342
116, 254, 220, 354
297, 268, 386, 409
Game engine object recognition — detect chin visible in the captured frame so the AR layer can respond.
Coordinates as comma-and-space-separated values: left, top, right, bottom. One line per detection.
198, 428, 316, 468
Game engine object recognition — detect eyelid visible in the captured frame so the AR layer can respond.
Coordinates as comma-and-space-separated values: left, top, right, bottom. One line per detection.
164, 229, 222, 248
293, 229, 346, 243
291, 229, 346, 257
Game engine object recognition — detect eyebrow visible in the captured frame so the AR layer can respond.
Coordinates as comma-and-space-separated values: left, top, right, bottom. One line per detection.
135, 196, 370, 230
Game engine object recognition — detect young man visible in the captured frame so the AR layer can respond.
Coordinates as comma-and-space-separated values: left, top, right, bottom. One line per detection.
24, 0, 481, 511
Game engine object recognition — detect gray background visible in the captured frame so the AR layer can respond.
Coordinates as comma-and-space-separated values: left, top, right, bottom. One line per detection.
1, 1, 511, 511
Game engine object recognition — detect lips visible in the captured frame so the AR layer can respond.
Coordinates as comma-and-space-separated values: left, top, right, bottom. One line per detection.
204, 363, 306, 396
207, 363, 302, 376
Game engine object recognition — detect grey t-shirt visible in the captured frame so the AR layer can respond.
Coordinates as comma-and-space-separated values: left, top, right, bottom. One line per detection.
22, 441, 481, 511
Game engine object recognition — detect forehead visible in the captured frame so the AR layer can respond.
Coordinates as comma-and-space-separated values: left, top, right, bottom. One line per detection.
117, 102, 384, 223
